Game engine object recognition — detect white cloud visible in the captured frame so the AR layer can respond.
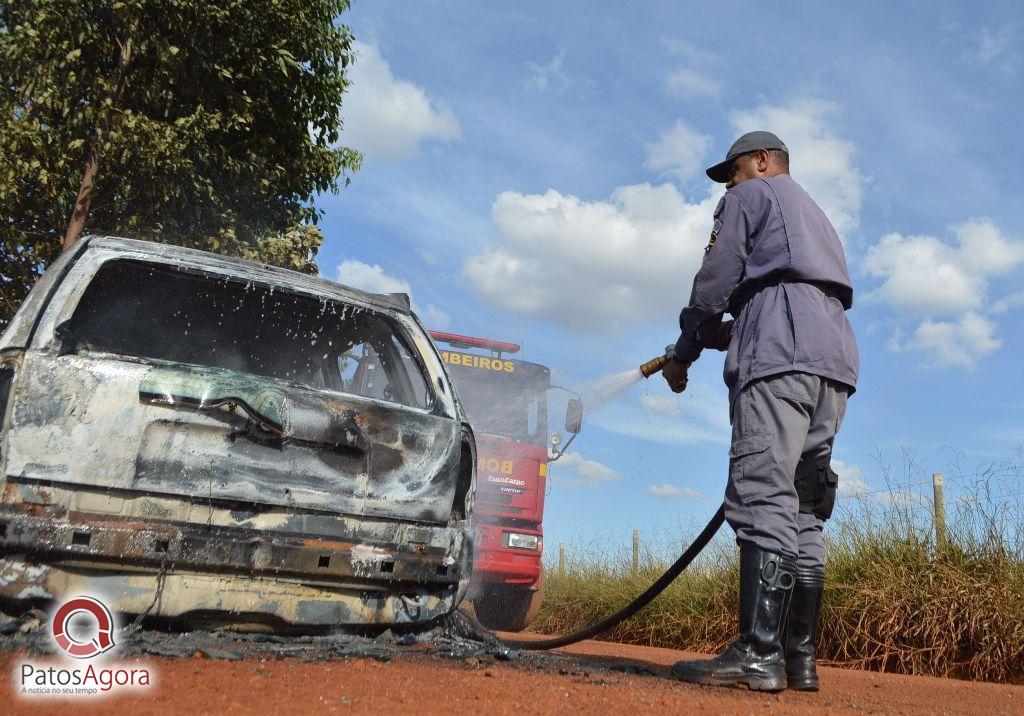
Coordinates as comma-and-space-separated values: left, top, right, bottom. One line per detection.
463, 98, 860, 334
664, 67, 721, 100
592, 376, 730, 446
964, 26, 1019, 75
829, 460, 938, 510
463, 184, 719, 332
595, 415, 727, 446
415, 247, 441, 266
864, 219, 1024, 318
639, 393, 680, 418
644, 120, 711, 179
832, 458, 871, 497
337, 260, 411, 295
342, 42, 460, 161
874, 490, 930, 510
831, 458, 862, 479
992, 290, 1024, 314
661, 41, 720, 100
421, 304, 450, 329
661, 38, 718, 65
866, 234, 982, 317
641, 379, 729, 429
527, 49, 570, 92
648, 483, 702, 499
863, 219, 1023, 367
555, 452, 621, 490
890, 312, 1001, 368
335, 260, 449, 329
839, 476, 872, 498
730, 99, 863, 236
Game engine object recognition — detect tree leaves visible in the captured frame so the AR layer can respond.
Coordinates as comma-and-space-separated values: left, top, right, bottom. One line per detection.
0, 0, 361, 328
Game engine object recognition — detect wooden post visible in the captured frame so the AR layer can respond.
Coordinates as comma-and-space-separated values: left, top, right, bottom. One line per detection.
559, 542, 565, 577
932, 472, 947, 551
632, 529, 640, 574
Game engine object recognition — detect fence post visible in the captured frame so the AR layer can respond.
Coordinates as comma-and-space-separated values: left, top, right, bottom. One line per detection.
932, 472, 947, 551
559, 542, 565, 577
632, 529, 640, 574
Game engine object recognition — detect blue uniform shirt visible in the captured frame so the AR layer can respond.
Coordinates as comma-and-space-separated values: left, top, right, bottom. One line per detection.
675, 174, 859, 406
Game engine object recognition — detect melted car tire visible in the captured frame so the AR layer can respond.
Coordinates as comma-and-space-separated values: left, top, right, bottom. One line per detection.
474, 573, 545, 633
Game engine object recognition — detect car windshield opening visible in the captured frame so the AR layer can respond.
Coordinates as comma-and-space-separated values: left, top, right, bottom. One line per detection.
65, 258, 433, 410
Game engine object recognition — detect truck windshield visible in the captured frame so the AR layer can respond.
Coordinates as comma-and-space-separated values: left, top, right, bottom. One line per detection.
441, 352, 548, 447
64, 259, 433, 410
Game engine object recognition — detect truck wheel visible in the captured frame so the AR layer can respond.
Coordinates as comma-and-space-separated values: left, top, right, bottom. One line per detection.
474, 573, 545, 632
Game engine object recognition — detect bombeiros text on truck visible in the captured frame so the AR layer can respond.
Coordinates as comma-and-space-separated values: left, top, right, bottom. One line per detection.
430, 331, 582, 631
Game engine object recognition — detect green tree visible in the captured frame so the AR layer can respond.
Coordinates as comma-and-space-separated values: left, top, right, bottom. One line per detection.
0, 0, 361, 328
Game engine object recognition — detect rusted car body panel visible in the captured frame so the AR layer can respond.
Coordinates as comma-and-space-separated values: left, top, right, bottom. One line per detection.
0, 237, 476, 628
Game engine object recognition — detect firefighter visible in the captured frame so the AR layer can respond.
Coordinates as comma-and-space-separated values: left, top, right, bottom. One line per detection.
663, 131, 859, 692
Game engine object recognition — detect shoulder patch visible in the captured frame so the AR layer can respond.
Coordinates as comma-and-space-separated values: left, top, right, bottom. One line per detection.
705, 217, 723, 254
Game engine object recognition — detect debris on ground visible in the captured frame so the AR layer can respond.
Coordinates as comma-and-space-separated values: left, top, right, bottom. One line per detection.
0, 605, 664, 681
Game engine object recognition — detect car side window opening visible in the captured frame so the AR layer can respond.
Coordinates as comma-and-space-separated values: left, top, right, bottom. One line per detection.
63, 259, 434, 410
336, 336, 431, 408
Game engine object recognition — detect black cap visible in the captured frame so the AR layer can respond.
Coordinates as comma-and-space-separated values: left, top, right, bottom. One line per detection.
705, 131, 789, 183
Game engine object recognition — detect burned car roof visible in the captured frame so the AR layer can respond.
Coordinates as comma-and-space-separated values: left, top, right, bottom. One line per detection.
1, 236, 418, 352
85, 235, 415, 313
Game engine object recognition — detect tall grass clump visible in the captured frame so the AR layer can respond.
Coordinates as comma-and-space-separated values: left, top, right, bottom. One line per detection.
533, 452, 1024, 683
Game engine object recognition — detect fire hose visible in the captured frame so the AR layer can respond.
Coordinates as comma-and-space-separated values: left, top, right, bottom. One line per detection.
499, 505, 725, 650
499, 349, 727, 651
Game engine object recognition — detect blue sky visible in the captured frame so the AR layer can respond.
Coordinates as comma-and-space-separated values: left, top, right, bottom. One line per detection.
315, 2, 1023, 553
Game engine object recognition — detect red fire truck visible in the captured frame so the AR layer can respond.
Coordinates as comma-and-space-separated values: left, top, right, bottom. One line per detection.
430, 331, 582, 631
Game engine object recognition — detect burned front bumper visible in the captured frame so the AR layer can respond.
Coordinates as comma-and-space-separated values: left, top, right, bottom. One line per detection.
0, 501, 472, 628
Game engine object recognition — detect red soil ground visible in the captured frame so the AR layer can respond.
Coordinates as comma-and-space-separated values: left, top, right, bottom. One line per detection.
4, 635, 1019, 715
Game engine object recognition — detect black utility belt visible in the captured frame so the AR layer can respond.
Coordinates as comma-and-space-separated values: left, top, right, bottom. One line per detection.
729, 279, 848, 317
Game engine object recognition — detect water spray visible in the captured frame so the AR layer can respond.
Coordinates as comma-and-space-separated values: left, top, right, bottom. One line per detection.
569, 347, 677, 418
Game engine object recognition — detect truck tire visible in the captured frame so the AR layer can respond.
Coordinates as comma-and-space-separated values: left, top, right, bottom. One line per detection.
474, 573, 545, 632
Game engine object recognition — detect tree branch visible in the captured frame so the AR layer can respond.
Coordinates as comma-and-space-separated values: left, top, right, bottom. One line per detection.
62, 15, 141, 251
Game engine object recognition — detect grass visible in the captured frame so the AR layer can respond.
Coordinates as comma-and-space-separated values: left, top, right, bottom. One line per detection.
532, 452, 1024, 683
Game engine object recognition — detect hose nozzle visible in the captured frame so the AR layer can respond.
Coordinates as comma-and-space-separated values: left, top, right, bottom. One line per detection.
639, 346, 677, 378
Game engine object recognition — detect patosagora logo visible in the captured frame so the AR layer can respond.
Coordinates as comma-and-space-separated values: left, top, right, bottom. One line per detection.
51, 596, 115, 658
14, 595, 152, 698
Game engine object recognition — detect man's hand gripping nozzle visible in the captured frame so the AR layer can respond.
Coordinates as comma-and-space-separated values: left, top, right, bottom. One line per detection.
641, 346, 689, 393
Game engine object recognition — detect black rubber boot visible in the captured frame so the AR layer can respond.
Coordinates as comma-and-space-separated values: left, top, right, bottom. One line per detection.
671, 543, 796, 692
785, 565, 824, 691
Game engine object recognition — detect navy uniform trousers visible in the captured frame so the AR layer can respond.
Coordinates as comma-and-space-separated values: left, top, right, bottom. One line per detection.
724, 371, 850, 570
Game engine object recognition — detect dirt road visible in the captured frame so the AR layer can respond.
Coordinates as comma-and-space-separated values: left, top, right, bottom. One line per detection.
4, 634, 1019, 715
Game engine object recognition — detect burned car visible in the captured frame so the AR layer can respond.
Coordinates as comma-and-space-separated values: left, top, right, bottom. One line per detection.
0, 236, 476, 629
